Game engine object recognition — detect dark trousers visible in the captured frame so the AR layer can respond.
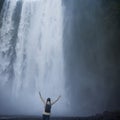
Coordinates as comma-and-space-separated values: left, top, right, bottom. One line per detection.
42, 114, 50, 120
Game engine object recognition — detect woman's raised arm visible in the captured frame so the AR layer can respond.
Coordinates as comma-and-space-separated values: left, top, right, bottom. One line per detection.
39, 92, 46, 105
51, 95, 61, 105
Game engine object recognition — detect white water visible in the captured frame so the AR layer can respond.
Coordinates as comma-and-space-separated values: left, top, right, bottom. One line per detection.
0, 0, 17, 86
0, 0, 69, 115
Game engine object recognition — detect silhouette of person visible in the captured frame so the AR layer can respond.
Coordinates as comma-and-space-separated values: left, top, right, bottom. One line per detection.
39, 92, 61, 120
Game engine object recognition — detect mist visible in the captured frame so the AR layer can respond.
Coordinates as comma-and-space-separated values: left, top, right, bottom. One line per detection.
0, 0, 120, 117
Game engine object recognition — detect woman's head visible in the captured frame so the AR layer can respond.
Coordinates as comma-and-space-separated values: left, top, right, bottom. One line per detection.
47, 98, 51, 102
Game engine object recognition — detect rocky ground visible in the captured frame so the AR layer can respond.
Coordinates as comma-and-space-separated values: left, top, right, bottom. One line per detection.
0, 111, 120, 120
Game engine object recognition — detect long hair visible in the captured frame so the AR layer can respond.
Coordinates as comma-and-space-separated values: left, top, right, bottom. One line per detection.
45, 98, 51, 112
46, 98, 51, 104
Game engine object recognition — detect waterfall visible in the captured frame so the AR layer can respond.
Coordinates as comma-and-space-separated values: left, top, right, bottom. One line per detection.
0, 0, 69, 115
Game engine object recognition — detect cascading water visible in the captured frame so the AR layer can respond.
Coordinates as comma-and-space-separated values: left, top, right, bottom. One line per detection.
0, 0, 69, 116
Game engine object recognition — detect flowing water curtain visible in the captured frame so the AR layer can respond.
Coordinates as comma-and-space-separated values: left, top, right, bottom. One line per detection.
12, 0, 37, 94
0, 0, 18, 86
12, 0, 66, 98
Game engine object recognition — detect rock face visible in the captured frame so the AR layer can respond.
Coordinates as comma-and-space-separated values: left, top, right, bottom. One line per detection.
63, 0, 120, 116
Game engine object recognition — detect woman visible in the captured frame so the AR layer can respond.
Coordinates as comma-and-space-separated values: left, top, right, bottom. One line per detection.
39, 92, 61, 120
